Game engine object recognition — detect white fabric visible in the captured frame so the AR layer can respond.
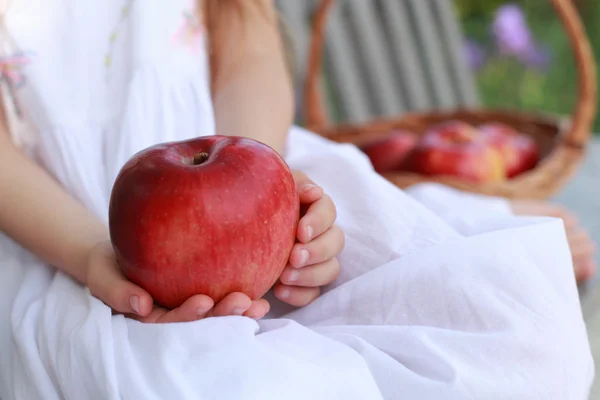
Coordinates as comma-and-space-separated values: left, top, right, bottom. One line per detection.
405, 183, 514, 236
0, 1, 594, 399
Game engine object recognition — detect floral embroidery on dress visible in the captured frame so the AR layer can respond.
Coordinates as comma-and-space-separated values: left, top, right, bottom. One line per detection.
1, 5, 35, 118
0, 50, 35, 118
104, 0, 134, 81
173, 2, 204, 54
0, 51, 33, 89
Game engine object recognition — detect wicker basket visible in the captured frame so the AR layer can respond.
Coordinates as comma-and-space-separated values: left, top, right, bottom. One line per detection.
303, 0, 597, 199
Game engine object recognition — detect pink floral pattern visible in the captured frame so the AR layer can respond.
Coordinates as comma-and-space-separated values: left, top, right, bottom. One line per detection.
0, 50, 34, 118
173, 4, 204, 54
0, 51, 33, 89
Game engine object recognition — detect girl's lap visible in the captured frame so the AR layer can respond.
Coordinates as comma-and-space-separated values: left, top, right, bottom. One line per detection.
0, 126, 593, 399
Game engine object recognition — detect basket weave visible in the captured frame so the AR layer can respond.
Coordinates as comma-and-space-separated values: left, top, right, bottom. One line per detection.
303, 0, 597, 199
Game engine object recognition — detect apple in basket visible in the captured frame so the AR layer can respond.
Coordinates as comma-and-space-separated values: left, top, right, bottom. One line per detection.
402, 120, 506, 183
478, 122, 540, 178
359, 130, 419, 173
108, 135, 300, 309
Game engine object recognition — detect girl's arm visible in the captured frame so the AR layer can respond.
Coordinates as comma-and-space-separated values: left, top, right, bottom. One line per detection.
0, 98, 108, 285
205, 0, 294, 155
0, 100, 269, 320
205, 1, 345, 307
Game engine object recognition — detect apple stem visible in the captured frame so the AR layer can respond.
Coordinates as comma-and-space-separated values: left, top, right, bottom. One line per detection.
193, 152, 210, 165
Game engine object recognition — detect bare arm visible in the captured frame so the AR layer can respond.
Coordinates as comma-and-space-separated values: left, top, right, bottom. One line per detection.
205, 0, 294, 155
0, 97, 107, 285
0, 96, 272, 319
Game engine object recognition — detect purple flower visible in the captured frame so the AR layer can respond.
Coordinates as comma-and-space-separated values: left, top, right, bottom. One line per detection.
492, 4, 535, 59
463, 39, 487, 71
491, 3, 552, 70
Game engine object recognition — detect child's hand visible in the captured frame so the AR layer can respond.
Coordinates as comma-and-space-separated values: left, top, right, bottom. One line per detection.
85, 241, 270, 323
510, 200, 597, 282
273, 170, 345, 307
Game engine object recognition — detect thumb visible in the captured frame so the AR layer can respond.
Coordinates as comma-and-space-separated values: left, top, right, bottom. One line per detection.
87, 254, 154, 317
103, 275, 154, 317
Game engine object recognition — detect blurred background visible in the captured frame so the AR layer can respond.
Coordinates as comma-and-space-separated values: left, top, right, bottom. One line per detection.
277, 0, 600, 396
457, 0, 600, 132
462, 4, 600, 395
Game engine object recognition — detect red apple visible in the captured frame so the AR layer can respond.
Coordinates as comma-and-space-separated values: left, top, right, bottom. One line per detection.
426, 120, 480, 142
359, 130, 418, 173
108, 135, 300, 309
402, 121, 506, 183
478, 123, 540, 177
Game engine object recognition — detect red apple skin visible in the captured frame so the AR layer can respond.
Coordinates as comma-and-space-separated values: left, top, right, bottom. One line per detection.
108, 135, 300, 309
479, 123, 540, 178
359, 130, 418, 173
428, 120, 480, 142
402, 122, 506, 183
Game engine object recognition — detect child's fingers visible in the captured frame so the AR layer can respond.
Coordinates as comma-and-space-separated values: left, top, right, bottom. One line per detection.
207, 292, 252, 317
127, 308, 167, 323
570, 238, 596, 259
290, 225, 345, 268
88, 261, 154, 317
293, 170, 324, 204
562, 212, 579, 231
297, 194, 337, 244
152, 295, 215, 324
243, 299, 271, 320
568, 228, 596, 255
574, 258, 596, 282
279, 258, 340, 288
299, 183, 324, 204
139, 296, 268, 322
273, 282, 321, 307
547, 205, 578, 229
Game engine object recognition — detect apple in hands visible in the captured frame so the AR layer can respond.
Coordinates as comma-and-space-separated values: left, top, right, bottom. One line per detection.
108, 135, 300, 309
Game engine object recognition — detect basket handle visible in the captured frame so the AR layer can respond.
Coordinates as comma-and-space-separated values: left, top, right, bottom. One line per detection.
304, 0, 335, 131
304, 0, 597, 147
551, 0, 597, 148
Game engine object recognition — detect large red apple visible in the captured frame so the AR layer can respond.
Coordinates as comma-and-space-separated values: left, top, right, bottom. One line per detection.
478, 122, 540, 178
359, 130, 418, 173
402, 121, 506, 183
108, 135, 300, 309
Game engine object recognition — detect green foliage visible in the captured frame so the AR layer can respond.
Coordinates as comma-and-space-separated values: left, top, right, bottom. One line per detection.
454, 0, 508, 19
458, 0, 600, 133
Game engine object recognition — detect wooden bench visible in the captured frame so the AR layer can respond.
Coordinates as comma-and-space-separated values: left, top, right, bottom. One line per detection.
277, 0, 479, 124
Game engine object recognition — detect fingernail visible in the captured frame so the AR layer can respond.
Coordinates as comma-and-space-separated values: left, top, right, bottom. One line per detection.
197, 306, 211, 316
297, 249, 309, 267
130, 295, 141, 315
306, 226, 313, 240
303, 184, 317, 192
278, 288, 290, 299
232, 308, 246, 315
287, 270, 300, 283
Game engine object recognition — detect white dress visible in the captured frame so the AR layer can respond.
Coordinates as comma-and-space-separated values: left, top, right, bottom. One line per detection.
0, 1, 594, 399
